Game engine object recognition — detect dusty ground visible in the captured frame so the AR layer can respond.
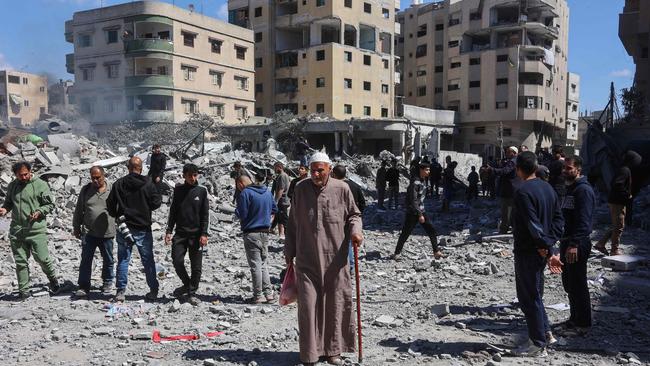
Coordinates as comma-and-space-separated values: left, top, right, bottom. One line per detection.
0, 194, 649, 366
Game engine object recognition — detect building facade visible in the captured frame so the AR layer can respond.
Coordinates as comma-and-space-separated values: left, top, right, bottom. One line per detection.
564, 71, 580, 146
619, 0, 650, 115
0, 70, 48, 127
228, 0, 399, 119
397, 0, 573, 156
65, 1, 255, 128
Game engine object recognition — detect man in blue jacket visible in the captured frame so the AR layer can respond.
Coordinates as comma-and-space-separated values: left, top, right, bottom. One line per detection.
511, 152, 564, 357
549, 156, 595, 336
236, 174, 278, 304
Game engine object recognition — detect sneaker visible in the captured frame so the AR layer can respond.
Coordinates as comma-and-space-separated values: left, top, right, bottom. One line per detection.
390, 253, 402, 261
101, 283, 113, 295
48, 279, 61, 295
433, 250, 444, 259
187, 295, 200, 306
512, 340, 547, 357
19, 290, 32, 300
265, 293, 277, 303
546, 331, 558, 346
144, 289, 159, 302
112, 289, 126, 302
74, 288, 89, 298
173, 285, 188, 298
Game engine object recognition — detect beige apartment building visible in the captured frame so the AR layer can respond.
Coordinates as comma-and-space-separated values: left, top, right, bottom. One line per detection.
565, 71, 580, 146
65, 1, 255, 128
619, 0, 650, 115
0, 70, 48, 127
228, 0, 399, 119
397, 0, 574, 155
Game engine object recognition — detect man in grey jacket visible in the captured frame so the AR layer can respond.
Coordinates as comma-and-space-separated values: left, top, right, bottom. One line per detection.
72, 166, 116, 297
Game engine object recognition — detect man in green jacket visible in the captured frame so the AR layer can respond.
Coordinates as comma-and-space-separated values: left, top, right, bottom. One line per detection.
0, 162, 61, 299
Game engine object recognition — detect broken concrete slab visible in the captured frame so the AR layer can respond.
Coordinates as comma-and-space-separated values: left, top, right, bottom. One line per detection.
602, 255, 647, 272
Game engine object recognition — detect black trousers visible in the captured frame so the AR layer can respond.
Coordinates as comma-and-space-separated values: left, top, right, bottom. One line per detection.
515, 253, 551, 348
560, 244, 592, 327
394, 213, 438, 255
171, 233, 203, 294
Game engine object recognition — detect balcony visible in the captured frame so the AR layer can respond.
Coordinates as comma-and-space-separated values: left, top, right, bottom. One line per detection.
66, 54, 74, 74
65, 20, 73, 43
619, 11, 640, 54
128, 110, 173, 123
125, 75, 173, 88
124, 39, 174, 55
520, 59, 547, 74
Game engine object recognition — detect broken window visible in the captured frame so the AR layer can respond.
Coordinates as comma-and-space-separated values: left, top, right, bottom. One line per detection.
209, 70, 223, 87
382, 8, 390, 18
435, 23, 444, 31
235, 106, 248, 119
448, 40, 459, 48
344, 78, 352, 89
448, 79, 460, 91
235, 76, 249, 90
364, 2, 371, 13
8, 75, 20, 84
316, 77, 325, 88
235, 46, 247, 60
416, 44, 427, 58
417, 24, 427, 38
450, 61, 461, 69
78, 34, 92, 48
210, 102, 224, 118
276, 52, 298, 68
519, 96, 543, 109
382, 84, 389, 93
469, 103, 480, 111
210, 38, 222, 53
363, 106, 371, 116
435, 66, 443, 73
182, 31, 196, 47
182, 65, 196, 81
254, 7, 262, 17
344, 51, 352, 62
344, 104, 352, 114
316, 103, 325, 113
276, 78, 298, 93
255, 32, 263, 43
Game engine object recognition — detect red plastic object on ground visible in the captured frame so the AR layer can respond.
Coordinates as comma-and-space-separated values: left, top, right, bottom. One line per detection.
151, 330, 224, 343
279, 263, 298, 306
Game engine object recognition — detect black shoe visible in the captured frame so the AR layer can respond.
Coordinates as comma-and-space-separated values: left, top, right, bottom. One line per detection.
101, 282, 113, 295
112, 289, 126, 302
145, 289, 158, 302
172, 285, 188, 298
19, 290, 32, 300
74, 288, 89, 298
390, 253, 402, 261
48, 279, 61, 295
187, 295, 200, 306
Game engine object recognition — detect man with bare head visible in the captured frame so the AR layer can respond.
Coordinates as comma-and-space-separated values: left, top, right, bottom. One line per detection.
107, 156, 162, 302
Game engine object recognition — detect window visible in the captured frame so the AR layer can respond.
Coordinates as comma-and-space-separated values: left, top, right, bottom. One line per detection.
435, 44, 443, 51
22, 77, 28, 84
39, 86, 45, 92
316, 77, 325, 87
182, 65, 197, 81
255, 32, 263, 43
363, 106, 371, 116
8, 75, 20, 84
182, 31, 196, 47
469, 80, 480, 88
496, 54, 508, 62
450, 61, 461, 69
470, 11, 482, 20
417, 86, 426, 96
496, 78, 508, 85
434, 87, 442, 94
448, 40, 459, 48
104, 98, 120, 113
255, 83, 263, 93
24, 100, 29, 107
496, 101, 508, 109
416, 69, 426, 76
107, 30, 118, 44
316, 103, 325, 113
345, 0, 352, 7
363, 54, 371, 65
182, 99, 198, 114
383, 59, 389, 69
210, 102, 225, 118
210, 70, 223, 87
448, 79, 460, 91
449, 17, 460, 26
344, 51, 352, 62
519, 96, 543, 109
381, 108, 388, 117
417, 24, 427, 38
469, 57, 480, 65
435, 23, 444, 31
434, 66, 443, 73
255, 107, 263, 116
255, 57, 263, 68
382, 84, 389, 93
210, 39, 222, 53
474, 126, 486, 134
106, 64, 119, 79
81, 67, 94, 81
363, 81, 371, 91
254, 7, 262, 17
316, 50, 325, 61
571, 83, 577, 93
416, 44, 427, 58
382, 8, 389, 18
79, 34, 92, 48
503, 128, 512, 136
344, 78, 352, 89
469, 103, 480, 110
572, 104, 578, 112
235, 106, 248, 119
235, 76, 249, 90
364, 2, 371, 13
545, 103, 551, 110
344, 104, 352, 114
235, 46, 247, 60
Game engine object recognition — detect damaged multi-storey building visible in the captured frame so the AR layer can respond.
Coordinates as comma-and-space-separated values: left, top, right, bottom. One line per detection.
64, 1, 255, 129
0, 70, 49, 127
397, 0, 579, 155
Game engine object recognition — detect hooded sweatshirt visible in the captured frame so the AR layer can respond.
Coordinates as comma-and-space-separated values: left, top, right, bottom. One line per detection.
235, 184, 278, 232
106, 172, 161, 229
561, 176, 595, 249
2, 177, 54, 235
166, 183, 210, 236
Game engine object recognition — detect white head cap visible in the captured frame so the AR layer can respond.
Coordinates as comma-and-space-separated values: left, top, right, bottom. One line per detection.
309, 152, 332, 165
508, 146, 519, 155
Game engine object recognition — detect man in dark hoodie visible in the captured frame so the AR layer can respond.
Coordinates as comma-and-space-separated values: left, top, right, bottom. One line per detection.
510, 152, 564, 357
107, 156, 162, 302
376, 161, 388, 210
546, 146, 566, 201
236, 174, 278, 304
148, 144, 167, 192
595, 150, 642, 255
489, 146, 518, 233
548, 155, 595, 336
165, 164, 210, 306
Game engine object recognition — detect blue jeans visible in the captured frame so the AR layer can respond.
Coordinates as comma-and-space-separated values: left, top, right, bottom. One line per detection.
115, 228, 159, 292
78, 234, 115, 290
515, 253, 551, 347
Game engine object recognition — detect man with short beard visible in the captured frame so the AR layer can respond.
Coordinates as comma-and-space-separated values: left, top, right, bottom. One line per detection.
288, 164, 308, 202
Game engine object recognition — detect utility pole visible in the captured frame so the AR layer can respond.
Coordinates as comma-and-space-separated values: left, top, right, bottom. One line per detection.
607, 81, 615, 129
498, 121, 504, 160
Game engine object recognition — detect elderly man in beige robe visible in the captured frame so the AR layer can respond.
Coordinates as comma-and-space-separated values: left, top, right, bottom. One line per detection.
284, 152, 363, 366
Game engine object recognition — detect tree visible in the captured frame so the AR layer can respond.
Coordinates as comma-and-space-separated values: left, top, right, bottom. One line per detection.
269, 110, 307, 154
621, 86, 646, 122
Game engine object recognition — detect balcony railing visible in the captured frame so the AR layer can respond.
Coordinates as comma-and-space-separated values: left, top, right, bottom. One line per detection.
128, 110, 173, 123
124, 38, 174, 54
66, 54, 74, 74
125, 74, 173, 88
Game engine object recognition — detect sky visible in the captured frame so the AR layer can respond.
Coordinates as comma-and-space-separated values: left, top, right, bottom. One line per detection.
0, 0, 635, 113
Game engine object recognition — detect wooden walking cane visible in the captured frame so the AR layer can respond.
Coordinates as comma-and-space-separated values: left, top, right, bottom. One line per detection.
353, 241, 363, 363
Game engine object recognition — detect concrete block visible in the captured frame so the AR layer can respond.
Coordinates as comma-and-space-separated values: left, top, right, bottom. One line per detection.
601, 255, 646, 271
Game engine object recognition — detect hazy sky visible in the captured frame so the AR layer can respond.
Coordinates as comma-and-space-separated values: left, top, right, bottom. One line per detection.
0, 0, 635, 112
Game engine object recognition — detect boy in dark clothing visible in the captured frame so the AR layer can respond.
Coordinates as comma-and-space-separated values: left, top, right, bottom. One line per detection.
376, 161, 388, 210
165, 164, 210, 305
386, 159, 400, 209
511, 152, 564, 357
467, 166, 479, 201
148, 144, 167, 192
429, 160, 442, 196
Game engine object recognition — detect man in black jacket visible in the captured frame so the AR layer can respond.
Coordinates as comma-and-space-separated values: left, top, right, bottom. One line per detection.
489, 146, 518, 234
376, 161, 387, 210
391, 160, 443, 261
107, 157, 162, 302
549, 156, 595, 336
511, 152, 564, 357
546, 146, 566, 201
386, 159, 400, 210
165, 164, 209, 306
148, 144, 167, 192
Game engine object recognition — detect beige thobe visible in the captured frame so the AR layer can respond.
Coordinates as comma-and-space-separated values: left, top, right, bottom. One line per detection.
284, 177, 362, 363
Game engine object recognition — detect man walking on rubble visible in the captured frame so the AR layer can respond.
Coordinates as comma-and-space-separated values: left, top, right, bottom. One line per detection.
165, 164, 209, 306
73, 166, 115, 298
488, 146, 518, 234
467, 166, 480, 201
107, 156, 162, 302
548, 156, 595, 337
331, 164, 366, 273
375, 161, 387, 211
235, 174, 278, 304
148, 144, 167, 192
0, 162, 62, 299
391, 159, 444, 261
546, 146, 566, 202
386, 159, 400, 210
285, 152, 363, 366
272, 162, 291, 241
510, 152, 564, 357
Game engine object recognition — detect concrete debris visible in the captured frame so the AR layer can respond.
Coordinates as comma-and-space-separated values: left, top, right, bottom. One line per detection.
601, 254, 647, 271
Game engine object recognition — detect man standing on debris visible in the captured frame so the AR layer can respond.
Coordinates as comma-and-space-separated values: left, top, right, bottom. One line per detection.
288, 164, 309, 202
284, 152, 363, 366
148, 144, 167, 192
489, 146, 518, 234
235, 174, 278, 303
392, 159, 443, 261
386, 158, 400, 210
548, 156, 595, 336
72, 166, 115, 298
510, 151, 564, 357
429, 158, 443, 197
375, 160, 387, 211
331, 164, 366, 273
0, 162, 62, 299
271, 162, 291, 240
467, 166, 480, 201
165, 164, 209, 306
546, 146, 566, 201
107, 156, 162, 302
441, 157, 458, 212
